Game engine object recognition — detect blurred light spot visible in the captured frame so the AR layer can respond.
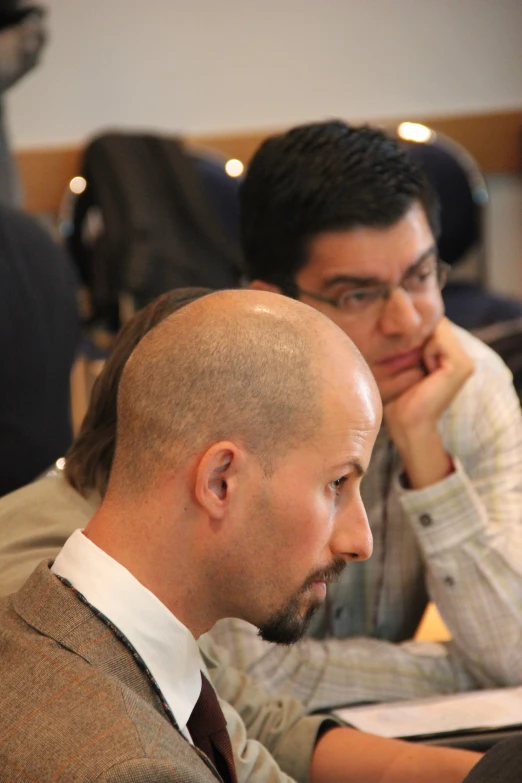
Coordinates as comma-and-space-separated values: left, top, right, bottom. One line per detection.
55, 457, 66, 470
69, 176, 87, 194
225, 159, 244, 178
397, 122, 433, 143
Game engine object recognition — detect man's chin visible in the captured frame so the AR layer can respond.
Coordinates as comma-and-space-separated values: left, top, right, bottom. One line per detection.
258, 597, 320, 646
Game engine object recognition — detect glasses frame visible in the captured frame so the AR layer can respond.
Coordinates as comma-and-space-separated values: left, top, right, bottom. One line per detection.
295, 259, 451, 313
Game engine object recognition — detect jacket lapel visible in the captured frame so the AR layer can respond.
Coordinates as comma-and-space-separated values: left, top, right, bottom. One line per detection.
12, 560, 223, 781
14, 561, 170, 717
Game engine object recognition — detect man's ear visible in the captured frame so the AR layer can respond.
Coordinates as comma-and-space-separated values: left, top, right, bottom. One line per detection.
249, 279, 282, 294
194, 442, 244, 519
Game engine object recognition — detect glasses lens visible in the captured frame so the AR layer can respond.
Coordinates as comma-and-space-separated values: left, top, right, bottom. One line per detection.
338, 288, 384, 312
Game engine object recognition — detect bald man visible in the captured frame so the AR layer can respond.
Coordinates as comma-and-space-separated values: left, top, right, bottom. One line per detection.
0, 291, 479, 783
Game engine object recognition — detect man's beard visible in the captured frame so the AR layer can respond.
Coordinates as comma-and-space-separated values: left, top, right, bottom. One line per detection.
258, 557, 346, 645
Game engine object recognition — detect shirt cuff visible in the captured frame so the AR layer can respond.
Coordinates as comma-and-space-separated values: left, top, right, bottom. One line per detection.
315, 717, 344, 743
394, 457, 486, 557
275, 714, 345, 783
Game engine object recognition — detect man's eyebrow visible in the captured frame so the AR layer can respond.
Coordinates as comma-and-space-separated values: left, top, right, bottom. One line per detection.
321, 245, 438, 290
334, 459, 365, 478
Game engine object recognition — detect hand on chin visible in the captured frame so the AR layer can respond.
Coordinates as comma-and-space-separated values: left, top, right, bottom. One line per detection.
379, 363, 426, 407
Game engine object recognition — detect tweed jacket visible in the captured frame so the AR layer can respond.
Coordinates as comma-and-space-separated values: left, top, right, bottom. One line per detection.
0, 474, 337, 782
0, 561, 230, 783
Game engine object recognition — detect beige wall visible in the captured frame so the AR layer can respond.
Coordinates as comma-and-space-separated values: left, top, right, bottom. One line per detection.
6, 0, 522, 294
485, 175, 522, 297
7, 0, 522, 145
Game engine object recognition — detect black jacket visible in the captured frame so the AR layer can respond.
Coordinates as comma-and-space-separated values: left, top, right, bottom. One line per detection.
464, 736, 522, 782
0, 206, 79, 495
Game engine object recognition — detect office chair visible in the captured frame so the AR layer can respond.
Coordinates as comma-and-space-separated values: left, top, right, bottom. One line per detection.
396, 123, 522, 331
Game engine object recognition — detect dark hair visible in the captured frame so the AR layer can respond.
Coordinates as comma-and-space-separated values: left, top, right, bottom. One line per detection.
241, 120, 440, 290
65, 287, 212, 497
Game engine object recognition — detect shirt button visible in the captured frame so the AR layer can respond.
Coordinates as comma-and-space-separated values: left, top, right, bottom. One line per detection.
444, 576, 455, 587
419, 513, 433, 527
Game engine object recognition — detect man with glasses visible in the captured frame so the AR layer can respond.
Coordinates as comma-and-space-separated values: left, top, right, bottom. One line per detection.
210, 120, 522, 709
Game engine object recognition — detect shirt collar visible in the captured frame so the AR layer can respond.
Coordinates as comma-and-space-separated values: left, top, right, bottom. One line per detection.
51, 529, 201, 735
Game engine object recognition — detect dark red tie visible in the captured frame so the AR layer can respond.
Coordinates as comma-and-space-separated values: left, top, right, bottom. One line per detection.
187, 673, 238, 783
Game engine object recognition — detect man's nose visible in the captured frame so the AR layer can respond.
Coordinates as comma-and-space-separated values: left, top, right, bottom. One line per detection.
330, 500, 373, 563
378, 286, 422, 336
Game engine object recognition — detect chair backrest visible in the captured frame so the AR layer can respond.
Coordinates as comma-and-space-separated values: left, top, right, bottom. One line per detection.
64, 132, 243, 329
396, 124, 488, 272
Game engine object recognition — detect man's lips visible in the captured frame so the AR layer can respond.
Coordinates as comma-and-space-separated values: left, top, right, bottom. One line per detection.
304, 559, 346, 599
307, 573, 341, 599
376, 348, 424, 374
310, 581, 327, 598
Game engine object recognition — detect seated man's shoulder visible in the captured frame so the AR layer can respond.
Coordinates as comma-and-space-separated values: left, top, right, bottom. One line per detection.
447, 323, 518, 418
0, 473, 96, 526
0, 473, 98, 596
452, 323, 512, 380
441, 324, 521, 458
0, 579, 212, 782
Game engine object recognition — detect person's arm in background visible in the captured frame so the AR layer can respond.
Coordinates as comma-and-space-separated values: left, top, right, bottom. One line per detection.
387, 323, 522, 688
210, 616, 478, 709
310, 727, 478, 783
200, 634, 480, 783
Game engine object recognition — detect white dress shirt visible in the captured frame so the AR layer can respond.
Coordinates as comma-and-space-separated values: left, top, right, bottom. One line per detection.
52, 529, 201, 739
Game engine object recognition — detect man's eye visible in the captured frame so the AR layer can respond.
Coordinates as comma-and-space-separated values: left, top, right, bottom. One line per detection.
408, 265, 436, 287
329, 476, 347, 495
347, 290, 372, 302
339, 289, 378, 310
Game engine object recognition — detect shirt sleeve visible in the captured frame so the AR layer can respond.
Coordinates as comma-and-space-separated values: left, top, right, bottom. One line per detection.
209, 617, 478, 711
396, 352, 522, 687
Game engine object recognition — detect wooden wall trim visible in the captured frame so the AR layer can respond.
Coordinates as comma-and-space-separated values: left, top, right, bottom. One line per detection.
15, 108, 522, 215
16, 145, 83, 215
416, 109, 522, 175
193, 108, 522, 177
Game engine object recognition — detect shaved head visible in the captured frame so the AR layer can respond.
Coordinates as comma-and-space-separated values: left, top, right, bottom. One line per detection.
87, 289, 380, 639
111, 290, 361, 493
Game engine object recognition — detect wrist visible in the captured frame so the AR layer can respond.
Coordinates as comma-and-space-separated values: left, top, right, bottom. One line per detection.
389, 422, 440, 456
393, 428, 454, 489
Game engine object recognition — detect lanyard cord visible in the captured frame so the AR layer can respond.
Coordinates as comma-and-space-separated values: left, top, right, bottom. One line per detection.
55, 574, 182, 733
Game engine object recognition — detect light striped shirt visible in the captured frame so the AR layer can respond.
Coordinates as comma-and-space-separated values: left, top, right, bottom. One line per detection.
210, 326, 522, 710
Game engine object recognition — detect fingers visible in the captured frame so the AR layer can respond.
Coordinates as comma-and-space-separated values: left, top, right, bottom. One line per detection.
423, 341, 442, 374
423, 319, 475, 383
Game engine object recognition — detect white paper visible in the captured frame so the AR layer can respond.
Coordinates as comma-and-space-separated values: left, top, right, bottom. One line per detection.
333, 686, 522, 738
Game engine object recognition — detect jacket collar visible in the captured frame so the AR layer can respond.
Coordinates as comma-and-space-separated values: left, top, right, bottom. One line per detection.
13, 560, 167, 712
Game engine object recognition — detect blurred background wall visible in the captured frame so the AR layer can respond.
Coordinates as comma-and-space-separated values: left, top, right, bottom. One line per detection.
6, 0, 522, 294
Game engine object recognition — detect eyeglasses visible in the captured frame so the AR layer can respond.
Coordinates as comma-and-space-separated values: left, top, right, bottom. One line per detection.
296, 258, 450, 316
